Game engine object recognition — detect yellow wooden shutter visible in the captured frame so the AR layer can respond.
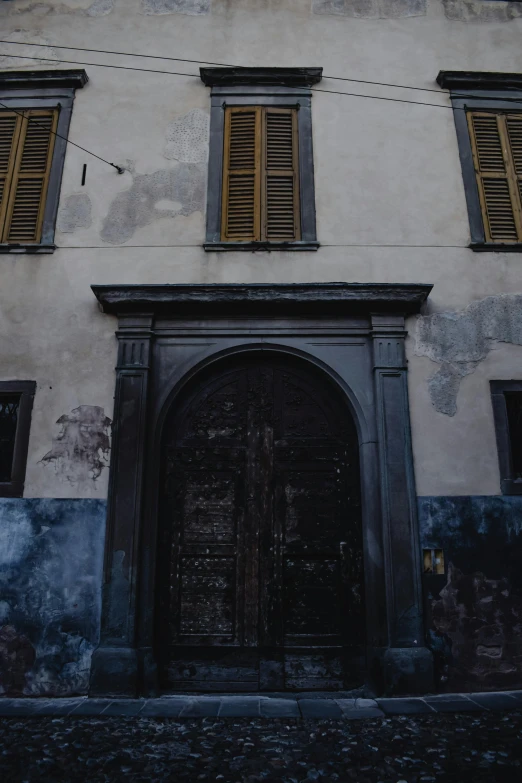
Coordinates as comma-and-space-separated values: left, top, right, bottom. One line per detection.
2, 109, 57, 244
221, 106, 300, 242
0, 112, 23, 238
262, 108, 300, 241
468, 111, 522, 243
506, 114, 522, 221
221, 107, 261, 241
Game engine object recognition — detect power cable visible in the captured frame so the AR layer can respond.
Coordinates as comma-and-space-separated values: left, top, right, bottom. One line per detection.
0, 100, 125, 173
0, 38, 446, 95
0, 53, 456, 111
7, 51, 522, 112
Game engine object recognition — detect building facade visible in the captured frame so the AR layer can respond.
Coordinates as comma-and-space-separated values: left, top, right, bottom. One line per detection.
1, 0, 522, 698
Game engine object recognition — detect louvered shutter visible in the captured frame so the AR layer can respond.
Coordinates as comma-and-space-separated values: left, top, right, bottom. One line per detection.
262, 108, 300, 241
506, 115, 522, 222
2, 110, 57, 244
468, 111, 522, 243
221, 107, 261, 241
0, 112, 23, 238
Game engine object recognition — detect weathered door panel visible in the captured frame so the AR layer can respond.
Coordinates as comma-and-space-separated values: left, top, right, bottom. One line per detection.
158, 357, 364, 691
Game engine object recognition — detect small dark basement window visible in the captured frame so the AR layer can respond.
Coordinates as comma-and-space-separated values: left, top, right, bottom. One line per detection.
491, 381, 522, 494
0, 381, 36, 497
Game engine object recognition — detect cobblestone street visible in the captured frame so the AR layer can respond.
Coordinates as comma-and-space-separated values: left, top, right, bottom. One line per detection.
1, 709, 521, 783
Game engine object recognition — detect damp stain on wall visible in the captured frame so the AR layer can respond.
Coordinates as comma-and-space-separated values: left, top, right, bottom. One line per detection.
0, 498, 106, 697
100, 163, 206, 244
40, 405, 111, 485
414, 294, 522, 416
57, 193, 92, 233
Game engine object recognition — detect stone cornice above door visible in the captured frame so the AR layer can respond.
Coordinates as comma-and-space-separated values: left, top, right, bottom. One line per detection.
91, 283, 433, 317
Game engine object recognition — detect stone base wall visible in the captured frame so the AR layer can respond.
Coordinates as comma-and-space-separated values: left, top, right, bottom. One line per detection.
0, 499, 106, 697
419, 496, 522, 693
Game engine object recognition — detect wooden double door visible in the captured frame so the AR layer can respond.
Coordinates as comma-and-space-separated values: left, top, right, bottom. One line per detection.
157, 355, 365, 691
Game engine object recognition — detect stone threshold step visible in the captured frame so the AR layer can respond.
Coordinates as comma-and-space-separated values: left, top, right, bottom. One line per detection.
0, 690, 521, 719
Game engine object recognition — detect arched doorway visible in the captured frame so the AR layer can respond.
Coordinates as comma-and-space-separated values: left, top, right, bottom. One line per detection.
156, 353, 365, 691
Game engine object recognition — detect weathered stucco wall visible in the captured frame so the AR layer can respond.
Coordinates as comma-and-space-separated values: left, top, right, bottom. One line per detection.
0, 499, 106, 696
0, 8, 519, 494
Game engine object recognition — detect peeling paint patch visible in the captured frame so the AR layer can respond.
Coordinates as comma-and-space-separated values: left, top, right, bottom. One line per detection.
312, 0, 426, 18
443, 1, 522, 23
0, 0, 114, 17
100, 164, 206, 244
415, 294, 522, 416
0, 30, 60, 70
41, 405, 111, 485
0, 498, 106, 697
85, 0, 114, 16
141, 0, 210, 15
57, 194, 92, 234
164, 109, 209, 164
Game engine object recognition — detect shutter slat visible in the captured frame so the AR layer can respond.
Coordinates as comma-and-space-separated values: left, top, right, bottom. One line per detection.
468, 111, 522, 243
3, 110, 57, 244
482, 178, 518, 242
507, 115, 522, 177
264, 109, 299, 241
222, 108, 260, 240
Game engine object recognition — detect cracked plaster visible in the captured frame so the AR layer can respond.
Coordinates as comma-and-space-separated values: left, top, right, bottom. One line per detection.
442, 1, 522, 23
100, 163, 206, 244
141, 0, 210, 15
0, 0, 114, 17
415, 294, 522, 416
312, 0, 426, 18
164, 109, 209, 164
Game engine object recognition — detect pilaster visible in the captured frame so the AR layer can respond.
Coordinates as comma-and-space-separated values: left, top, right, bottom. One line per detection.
89, 314, 153, 697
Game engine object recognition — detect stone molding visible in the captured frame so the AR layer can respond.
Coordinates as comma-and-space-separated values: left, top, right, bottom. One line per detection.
91, 283, 433, 316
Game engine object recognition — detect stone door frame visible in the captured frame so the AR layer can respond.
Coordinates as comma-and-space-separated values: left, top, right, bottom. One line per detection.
89, 283, 434, 697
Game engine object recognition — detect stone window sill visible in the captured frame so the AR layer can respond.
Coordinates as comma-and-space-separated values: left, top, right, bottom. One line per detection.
501, 480, 522, 496
470, 242, 522, 253
203, 241, 320, 252
0, 244, 56, 254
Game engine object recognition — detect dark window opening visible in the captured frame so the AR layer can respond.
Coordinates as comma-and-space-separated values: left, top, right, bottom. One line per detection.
505, 392, 522, 482
0, 395, 20, 482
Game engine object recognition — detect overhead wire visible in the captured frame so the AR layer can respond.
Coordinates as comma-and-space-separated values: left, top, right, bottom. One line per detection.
0, 38, 451, 94
0, 99, 125, 172
0, 52, 458, 111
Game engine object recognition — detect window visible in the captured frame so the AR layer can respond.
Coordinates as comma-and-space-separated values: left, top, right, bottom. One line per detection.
0, 381, 36, 498
0, 110, 58, 243
490, 381, 522, 495
0, 69, 87, 253
201, 67, 321, 251
438, 70, 522, 251
222, 107, 300, 242
467, 112, 522, 244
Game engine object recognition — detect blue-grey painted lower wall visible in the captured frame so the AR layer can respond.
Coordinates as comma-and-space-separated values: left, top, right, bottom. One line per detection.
418, 496, 522, 693
1, 495, 521, 697
0, 499, 106, 697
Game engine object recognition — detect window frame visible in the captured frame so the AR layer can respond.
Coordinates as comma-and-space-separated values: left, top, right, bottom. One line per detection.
0, 380, 36, 498
438, 71, 522, 252
202, 69, 321, 251
490, 380, 522, 495
0, 69, 87, 254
